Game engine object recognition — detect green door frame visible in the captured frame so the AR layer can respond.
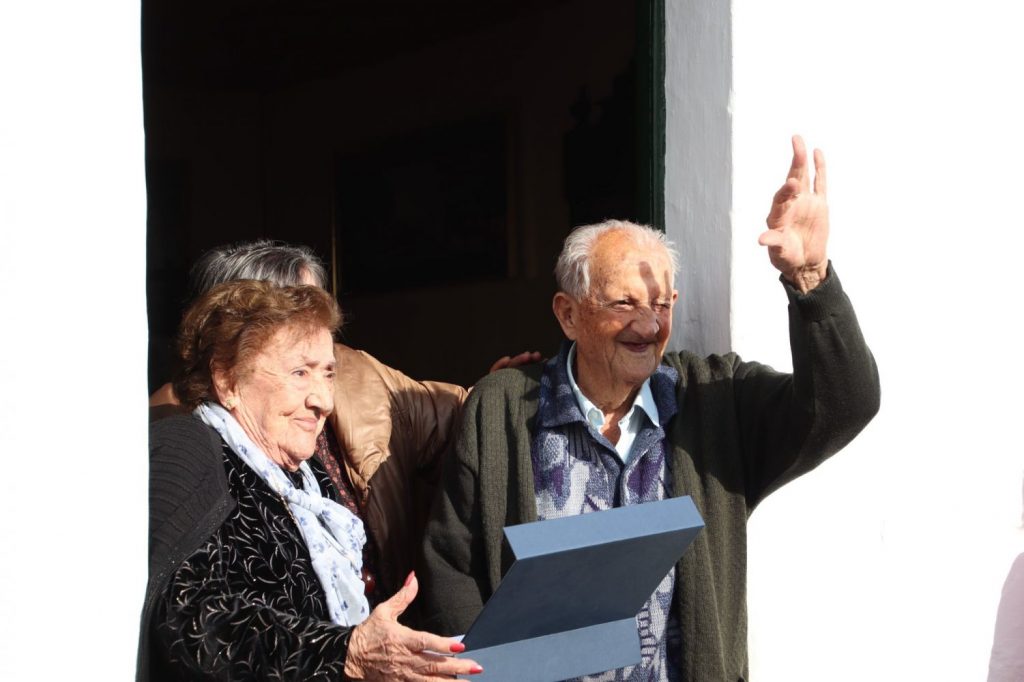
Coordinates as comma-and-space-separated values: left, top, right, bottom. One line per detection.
636, 0, 666, 230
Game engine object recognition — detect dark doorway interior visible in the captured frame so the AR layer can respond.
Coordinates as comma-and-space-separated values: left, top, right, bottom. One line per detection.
145, 0, 658, 390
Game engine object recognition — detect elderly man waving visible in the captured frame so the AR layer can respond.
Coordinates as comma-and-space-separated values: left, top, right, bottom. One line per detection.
420, 137, 880, 682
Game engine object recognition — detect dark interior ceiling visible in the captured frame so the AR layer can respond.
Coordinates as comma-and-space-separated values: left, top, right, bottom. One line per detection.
144, 0, 570, 90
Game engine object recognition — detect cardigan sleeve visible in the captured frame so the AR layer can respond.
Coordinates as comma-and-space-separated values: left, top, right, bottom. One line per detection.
728, 263, 880, 508
418, 381, 497, 637
154, 525, 352, 681
418, 367, 541, 637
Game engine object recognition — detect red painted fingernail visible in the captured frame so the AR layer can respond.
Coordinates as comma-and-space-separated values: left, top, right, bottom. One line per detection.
449, 642, 466, 653
404, 571, 415, 587
469, 665, 484, 674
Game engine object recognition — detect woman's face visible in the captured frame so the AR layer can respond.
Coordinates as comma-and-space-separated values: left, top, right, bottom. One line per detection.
219, 325, 336, 471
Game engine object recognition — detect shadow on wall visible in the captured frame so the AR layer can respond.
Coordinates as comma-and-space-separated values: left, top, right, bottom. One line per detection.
988, 552, 1024, 681
987, 474, 1024, 682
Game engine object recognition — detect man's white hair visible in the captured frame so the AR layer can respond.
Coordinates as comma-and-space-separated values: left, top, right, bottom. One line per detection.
554, 219, 680, 300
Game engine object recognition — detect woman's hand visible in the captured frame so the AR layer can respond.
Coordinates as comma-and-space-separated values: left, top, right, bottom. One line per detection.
344, 573, 483, 681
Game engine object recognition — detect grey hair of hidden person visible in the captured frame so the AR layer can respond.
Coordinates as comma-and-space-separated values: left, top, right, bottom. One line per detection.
190, 239, 329, 296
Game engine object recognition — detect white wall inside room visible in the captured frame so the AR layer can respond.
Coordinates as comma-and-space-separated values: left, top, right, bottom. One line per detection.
726, 1, 1024, 680
0, 2, 147, 679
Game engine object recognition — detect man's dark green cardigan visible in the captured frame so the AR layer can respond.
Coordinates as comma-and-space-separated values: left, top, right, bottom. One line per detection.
420, 265, 880, 682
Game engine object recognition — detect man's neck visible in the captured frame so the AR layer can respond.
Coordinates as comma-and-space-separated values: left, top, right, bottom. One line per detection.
572, 362, 641, 428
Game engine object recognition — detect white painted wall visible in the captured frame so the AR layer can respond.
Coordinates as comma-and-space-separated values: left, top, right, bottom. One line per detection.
664, 0, 733, 356
0, 2, 147, 679
672, 1, 1024, 680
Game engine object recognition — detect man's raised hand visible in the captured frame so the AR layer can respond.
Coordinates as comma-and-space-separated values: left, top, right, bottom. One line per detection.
759, 135, 830, 293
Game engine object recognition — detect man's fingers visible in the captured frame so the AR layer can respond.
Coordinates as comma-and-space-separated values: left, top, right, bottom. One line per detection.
787, 135, 808, 189
758, 229, 786, 248
506, 351, 542, 368
812, 148, 827, 198
767, 178, 800, 226
487, 356, 512, 373
489, 351, 543, 374
772, 180, 796, 205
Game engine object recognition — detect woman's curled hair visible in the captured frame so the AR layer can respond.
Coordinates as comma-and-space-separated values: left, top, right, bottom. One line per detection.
173, 280, 342, 409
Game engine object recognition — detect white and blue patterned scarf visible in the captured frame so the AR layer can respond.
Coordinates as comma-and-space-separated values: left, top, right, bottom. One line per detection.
195, 402, 370, 626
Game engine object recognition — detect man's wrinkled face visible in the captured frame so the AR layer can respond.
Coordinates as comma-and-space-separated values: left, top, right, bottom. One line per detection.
556, 231, 677, 398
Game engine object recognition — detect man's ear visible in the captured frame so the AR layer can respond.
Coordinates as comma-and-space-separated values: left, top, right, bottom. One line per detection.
552, 292, 581, 341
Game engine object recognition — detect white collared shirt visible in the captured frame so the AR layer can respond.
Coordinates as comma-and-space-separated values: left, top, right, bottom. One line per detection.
566, 343, 660, 463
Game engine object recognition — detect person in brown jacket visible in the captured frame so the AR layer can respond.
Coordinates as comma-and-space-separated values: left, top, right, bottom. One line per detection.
150, 240, 539, 606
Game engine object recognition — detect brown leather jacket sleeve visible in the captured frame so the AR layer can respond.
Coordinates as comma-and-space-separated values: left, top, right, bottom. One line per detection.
329, 344, 468, 602
329, 344, 467, 493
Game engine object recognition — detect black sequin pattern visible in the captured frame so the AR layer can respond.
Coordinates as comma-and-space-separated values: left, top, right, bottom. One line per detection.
154, 443, 352, 680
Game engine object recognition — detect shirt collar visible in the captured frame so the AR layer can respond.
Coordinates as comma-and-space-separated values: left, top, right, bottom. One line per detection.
566, 342, 660, 429
537, 342, 679, 430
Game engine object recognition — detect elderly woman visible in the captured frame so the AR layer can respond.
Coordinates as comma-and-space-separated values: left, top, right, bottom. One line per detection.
150, 240, 538, 605
138, 280, 481, 681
